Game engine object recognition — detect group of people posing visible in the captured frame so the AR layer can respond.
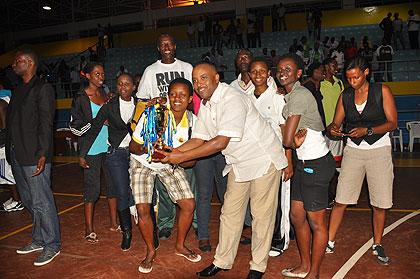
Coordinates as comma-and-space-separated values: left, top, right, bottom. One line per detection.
8, 32, 397, 279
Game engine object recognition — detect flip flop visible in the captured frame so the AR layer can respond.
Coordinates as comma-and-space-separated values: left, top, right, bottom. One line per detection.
281, 268, 308, 278
175, 250, 202, 263
110, 225, 122, 233
85, 232, 98, 243
138, 259, 154, 274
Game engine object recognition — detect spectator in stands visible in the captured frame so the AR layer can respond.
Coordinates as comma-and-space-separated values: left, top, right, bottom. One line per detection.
225, 19, 236, 49
358, 41, 374, 63
197, 16, 205, 47
407, 9, 419, 49
97, 24, 105, 49
247, 10, 257, 48
392, 13, 405, 50
212, 20, 223, 50
70, 62, 118, 243
116, 65, 128, 78
271, 4, 279, 32
326, 56, 397, 266
79, 55, 88, 72
344, 38, 358, 61
106, 23, 114, 48
289, 38, 300, 53
205, 15, 213, 47
278, 3, 287, 31
302, 62, 326, 129
306, 9, 314, 38
162, 62, 287, 279
379, 12, 393, 45
88, 47, 98, 62
279, 53, 335, 279
313, 7, 322, 40
130, 78, 201, 273
70, 67, 81, 96
308, 41, 324, 65
270, 49, 280, 76
376, 39, 394, 82
262, 48, 272, 70
235, 19, 245, 49
8, 48, 61, 266
78, 73, 137, 251
255, 11, 263, 48
187, 20, 197, 48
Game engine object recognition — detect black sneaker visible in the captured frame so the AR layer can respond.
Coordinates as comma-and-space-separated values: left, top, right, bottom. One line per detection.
158, 227, 172, 240
34, 250, 60, 266
326, 242, 335, 254
372, 245, 389, 265
16, 243, 44, 254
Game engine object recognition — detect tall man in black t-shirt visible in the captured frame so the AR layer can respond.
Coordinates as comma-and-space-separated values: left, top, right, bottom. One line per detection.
6, 48, 60, 266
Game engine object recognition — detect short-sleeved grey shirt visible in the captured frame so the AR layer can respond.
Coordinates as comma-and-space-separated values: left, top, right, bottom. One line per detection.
282, 81, 325, 132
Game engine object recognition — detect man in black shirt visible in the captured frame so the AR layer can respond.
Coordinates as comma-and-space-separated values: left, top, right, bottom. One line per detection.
6, 48, 60, 266
379, 12, 393, 45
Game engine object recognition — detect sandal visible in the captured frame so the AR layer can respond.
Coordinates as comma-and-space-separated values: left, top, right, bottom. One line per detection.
281, 268, 308, 278
138, 258, 154, 273
85, 232, 99, 243
175, 249, 202, 263
110, 225, 122, 233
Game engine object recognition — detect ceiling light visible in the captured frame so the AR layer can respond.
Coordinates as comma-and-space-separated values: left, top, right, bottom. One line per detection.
43, 6, 52, 11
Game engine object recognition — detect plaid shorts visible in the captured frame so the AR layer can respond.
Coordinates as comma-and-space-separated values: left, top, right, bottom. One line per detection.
130, 157, 194, 204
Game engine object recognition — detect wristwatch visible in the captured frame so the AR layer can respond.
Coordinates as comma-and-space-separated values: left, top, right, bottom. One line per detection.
367, 127, 374, 136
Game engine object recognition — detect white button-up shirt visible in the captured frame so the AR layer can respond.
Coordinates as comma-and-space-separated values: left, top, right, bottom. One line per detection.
192, 83, 288, 182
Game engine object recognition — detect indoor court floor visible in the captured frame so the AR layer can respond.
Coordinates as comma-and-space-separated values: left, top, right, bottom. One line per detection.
0, 152, 419, 279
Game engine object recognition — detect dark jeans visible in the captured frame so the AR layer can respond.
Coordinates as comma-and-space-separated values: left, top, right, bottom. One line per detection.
104, 148, 134, 211
194, 152, 227, 240
10, 148, 61, 252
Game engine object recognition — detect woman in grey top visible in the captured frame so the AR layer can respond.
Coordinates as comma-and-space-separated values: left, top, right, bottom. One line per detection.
278, 53, 335, 279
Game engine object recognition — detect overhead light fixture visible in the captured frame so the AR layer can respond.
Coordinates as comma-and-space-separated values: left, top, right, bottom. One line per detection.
42, 5, 52, 10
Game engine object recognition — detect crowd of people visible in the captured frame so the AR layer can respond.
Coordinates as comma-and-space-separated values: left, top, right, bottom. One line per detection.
0, 27, 400, 279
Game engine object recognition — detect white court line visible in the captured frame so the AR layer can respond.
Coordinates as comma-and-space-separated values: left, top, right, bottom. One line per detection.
332, 209, 420, 279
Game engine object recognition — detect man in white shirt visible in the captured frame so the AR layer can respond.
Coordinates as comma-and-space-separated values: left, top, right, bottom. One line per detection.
159, 63, 288, 279
407, 9, 420, 49
230, 49, 277, 96
136, 34, 193, 99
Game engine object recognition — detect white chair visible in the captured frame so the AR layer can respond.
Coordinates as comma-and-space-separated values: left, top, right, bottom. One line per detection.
390, 128, 403, 152
406, 121, 420, 152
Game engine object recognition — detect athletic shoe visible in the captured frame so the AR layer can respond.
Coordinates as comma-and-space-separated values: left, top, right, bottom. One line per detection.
372, 244, 389, 265
3, 197, 13, 207
269, 247, 284, 257
326, 241, 335, 254
16, 243, 44, 254
5, 201, 24, 212
34, 250, 60, 266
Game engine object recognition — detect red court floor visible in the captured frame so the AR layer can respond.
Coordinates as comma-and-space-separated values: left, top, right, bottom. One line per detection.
0, 154, 419, 279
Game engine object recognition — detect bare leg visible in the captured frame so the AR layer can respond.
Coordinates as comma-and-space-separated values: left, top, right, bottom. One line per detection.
306, 209, 328, 279
372, 206, 386, 245
288, 201, 311, 273
137, 203, 156, 269
107, 197, 118, 229
328, 202, 347, 242
84, 202, 94, 234
175, 199, 196, 254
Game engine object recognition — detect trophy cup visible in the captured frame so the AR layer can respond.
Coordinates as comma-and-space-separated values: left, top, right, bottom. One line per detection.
151, 97, 171, 161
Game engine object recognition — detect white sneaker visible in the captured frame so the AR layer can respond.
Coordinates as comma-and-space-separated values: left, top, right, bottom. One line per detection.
4, 200, 18, 211
3, 197, 13, 207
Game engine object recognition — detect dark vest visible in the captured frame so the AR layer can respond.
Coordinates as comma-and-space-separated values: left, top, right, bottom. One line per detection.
342, 83, 387, 145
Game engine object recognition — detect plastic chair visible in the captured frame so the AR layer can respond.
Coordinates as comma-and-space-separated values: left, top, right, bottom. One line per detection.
406, 121, 420, 152
390, 128, 403, 152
